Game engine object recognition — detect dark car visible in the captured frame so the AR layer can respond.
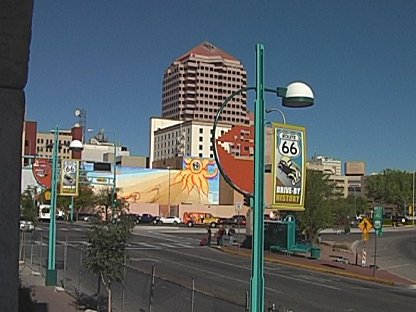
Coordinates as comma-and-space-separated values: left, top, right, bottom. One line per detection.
129, 213, 141, 224
138, 213, 158, 224
222, 215, 246, 226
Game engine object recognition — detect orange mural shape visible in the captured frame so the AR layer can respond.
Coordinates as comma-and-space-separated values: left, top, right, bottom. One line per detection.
171, 158, 218, 197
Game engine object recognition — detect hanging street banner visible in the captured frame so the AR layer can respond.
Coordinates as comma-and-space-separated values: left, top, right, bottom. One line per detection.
271, 123, 306, 211
60, 159, 79, 196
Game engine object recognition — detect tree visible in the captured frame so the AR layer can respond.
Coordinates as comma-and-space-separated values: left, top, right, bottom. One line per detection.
94, 187, 114, 221
295, 169, 336, 242
366, 169, 413, 215
94, 187, 127, 221
84, 215, 135, 312
56, 184, 96, 221
20, 186, 38, 224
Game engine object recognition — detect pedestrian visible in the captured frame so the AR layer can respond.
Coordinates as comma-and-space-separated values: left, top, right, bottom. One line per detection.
217, 225, 225, 246
207, 227, 212, 247
228, 226, 236, 245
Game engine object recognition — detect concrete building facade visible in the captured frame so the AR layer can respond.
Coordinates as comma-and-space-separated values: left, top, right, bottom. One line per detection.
151, 118, 231, 165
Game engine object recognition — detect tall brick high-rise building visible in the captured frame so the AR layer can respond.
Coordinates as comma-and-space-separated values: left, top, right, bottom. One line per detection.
162, 41, 250, 125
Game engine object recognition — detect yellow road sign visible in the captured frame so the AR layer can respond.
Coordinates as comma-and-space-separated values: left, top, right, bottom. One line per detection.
359, 218, 373, 234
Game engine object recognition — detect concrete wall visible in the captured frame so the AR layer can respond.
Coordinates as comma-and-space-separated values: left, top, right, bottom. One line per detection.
0, 1, 33, 311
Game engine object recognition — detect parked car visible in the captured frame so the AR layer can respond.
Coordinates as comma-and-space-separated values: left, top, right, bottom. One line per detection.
155, 216, 182, 225
129, 213, 142, 224
221, 215, 246, 226
20, 217, 35, 232
138, 213, 158, 224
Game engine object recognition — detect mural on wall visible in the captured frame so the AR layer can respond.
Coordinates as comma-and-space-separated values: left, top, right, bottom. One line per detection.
85, 157, 220, 205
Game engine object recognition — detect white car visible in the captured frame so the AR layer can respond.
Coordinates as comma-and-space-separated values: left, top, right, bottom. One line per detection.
155, 216, 182, 225
20, 219, 35, 231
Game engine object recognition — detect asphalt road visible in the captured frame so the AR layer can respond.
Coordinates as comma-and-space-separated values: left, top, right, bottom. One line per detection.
321, 228, 416, 283
25, 222, 416, 312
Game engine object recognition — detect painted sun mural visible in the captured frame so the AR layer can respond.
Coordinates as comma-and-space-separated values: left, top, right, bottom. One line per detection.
172, 158, 218, 200
86, 157, 219, 205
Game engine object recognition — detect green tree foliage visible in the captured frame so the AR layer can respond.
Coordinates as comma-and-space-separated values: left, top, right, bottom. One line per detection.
296, 170, 335, 241
94, 187, 128, 221
20, 186, 38, 224
366, 169, 413, 214
56, 184, 96, 220
84, 215, 135, 312
94, 187, 114, 221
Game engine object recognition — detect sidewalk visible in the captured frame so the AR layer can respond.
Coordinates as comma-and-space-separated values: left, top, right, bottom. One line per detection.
221, 241, 416, 287
19, 263, 92, 312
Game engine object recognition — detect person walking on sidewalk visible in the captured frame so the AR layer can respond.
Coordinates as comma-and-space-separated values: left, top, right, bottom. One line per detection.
206, 227, 212, 247
228, 226, 236, 245
217, 225, 225, 246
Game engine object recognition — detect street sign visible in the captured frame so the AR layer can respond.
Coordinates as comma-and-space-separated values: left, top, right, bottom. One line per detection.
271, 123, 306, 211
373, 206, 384, 236
235, 202, 243, 211
359, 217, 373, 234
59, 159, 79, 196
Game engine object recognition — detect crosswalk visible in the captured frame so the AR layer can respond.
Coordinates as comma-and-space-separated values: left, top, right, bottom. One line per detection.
33, 226, 203, 250
26, 238, 200, 250
36, 225, 87, 233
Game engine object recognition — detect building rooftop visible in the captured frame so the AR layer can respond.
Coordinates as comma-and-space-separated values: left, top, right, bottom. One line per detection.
177, 41, 238, 62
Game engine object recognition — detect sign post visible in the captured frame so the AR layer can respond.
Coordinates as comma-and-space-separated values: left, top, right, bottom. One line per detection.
372, 206, 384, 276
373, 206, 384, 237
359, 218, 373, 268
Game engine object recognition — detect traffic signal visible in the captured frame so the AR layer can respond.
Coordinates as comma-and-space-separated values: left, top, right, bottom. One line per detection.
244, 195, 253, 207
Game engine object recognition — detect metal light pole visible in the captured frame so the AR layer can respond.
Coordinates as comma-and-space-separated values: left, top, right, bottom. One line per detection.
111, 131, 117, 221
250, 44, 266, 312
167, 166, 171, 215
211, 44, 314, 312
412, 170, 415, 227
69, 139, 83, 224
46, 125, 59, 285
265, 108, 286, 124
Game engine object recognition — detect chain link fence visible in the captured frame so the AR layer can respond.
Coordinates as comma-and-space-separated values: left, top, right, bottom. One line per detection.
19, 230, 249, 312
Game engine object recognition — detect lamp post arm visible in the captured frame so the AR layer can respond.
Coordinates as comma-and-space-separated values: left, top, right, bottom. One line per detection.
211, 87, 255, 198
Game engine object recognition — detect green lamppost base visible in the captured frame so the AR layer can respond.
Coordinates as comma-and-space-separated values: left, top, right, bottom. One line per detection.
45, 269, 57, 286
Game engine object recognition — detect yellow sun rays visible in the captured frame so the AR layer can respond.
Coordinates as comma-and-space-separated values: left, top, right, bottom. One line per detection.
172, 158, 218, 196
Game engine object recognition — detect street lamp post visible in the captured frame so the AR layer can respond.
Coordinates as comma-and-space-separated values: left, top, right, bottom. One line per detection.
212, 44, 314, 312
46, 125, 59, 286
412, 170, 415, 227
265, 108, 286, 124
167, 166, 171, 215
69, 139, 83, 223
111, 132, 117, 221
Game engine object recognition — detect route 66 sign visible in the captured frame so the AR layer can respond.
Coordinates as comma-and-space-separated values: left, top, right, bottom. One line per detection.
272, 123, 306, 211
60, 159, 79, 196
278, 132, 301, 157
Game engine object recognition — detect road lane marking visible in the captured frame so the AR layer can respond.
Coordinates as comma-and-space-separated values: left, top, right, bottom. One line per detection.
158, 248, 342, 291
383, 263, 410, 270
151, 255, 283, 295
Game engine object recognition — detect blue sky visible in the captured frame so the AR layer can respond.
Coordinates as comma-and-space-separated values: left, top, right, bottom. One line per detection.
26, 1, 416, 174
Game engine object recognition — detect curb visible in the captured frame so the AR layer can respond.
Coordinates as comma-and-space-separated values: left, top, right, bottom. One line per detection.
220, 247, 395, 286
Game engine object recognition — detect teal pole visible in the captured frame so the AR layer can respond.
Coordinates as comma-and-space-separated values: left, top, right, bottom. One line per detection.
70, 196, 74, 223
46, 125, 59, 285
111, 131, 117, 221
250, 44, 265, 311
